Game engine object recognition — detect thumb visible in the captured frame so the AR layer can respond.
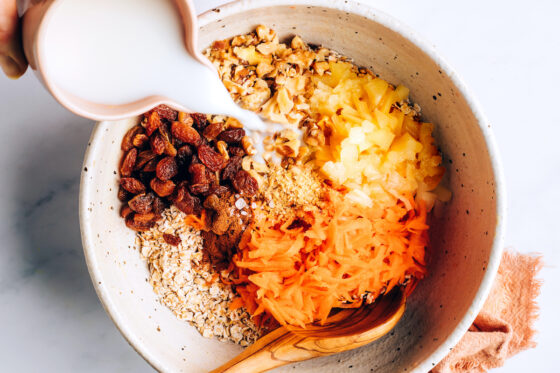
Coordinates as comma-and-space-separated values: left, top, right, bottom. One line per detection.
0, 0, 28, 79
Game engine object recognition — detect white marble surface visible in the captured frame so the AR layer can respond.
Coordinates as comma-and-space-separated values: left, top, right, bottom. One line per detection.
0, 0, 557, 371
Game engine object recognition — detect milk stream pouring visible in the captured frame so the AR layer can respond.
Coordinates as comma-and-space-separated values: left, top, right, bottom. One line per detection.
42, 0, 268, 131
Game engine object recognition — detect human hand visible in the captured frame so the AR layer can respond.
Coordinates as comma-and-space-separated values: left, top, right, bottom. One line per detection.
0, 0, 27, 78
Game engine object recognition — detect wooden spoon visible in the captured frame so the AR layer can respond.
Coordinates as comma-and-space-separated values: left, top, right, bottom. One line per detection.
211, 288, 407, 373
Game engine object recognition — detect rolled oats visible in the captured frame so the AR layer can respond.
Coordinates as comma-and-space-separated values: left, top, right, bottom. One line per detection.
136, 206, 262, 345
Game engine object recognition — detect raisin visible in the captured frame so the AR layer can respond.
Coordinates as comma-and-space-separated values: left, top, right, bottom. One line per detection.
172, 182, 188, 202
172, 136, 183, 149
125, 214, 155, 231
198, 144, 226, 172
133, 212, 156, 223
158, 122, 170, 139
150, 132, 165, 155
120, 148, 137, 176
163, 142, 177, 157
152, 196, 166, 215
145, 111, 162, 136
176, 145, 193, 167
189, 163, 208, 184
179, 112, 194, 125
120, 205, 134, 218
122, 125, 144, 151
218, 128, 245, 143
232, 170, 258, 196
158, 124, 177, 156
163, 233, 182, 246
156, 157, 178, 180
190, 183, 211, 195
143, 157, 159, 172
120, 177, 146, 194
118, 186, 131, 201
132, 133, 149, 148
152, 105, 178, 121
128, 192, 154, 214
163, 140, 177, 156
228, 146, 246, 157
138, 171, 153, 186
203, 122, 225, 140
187, 164, 208, 195
192, 113, 208, 130
209, 185, 230, 197
204, 169, 220, 195
173, 191, 201, 215
150, 178, 175, 197
171, 121, 201, 146
135, 150, 157, 170
221, 156, 242, 181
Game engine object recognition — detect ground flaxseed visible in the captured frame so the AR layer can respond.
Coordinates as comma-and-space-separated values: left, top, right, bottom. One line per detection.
259, 164, 325, 218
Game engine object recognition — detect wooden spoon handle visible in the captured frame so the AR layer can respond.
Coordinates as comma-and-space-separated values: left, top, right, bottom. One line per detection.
210, 326, 310, 373
211, 290, 407, 373
210, 306, 405, 373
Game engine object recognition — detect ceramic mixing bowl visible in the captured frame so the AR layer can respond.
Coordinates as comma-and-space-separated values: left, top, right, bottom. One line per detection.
80, 1, 506, 372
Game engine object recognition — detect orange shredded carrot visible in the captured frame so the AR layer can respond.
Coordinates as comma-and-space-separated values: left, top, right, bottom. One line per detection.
184, 210, 209, 231
228, 297, 245, 311
231, 191, 428, 327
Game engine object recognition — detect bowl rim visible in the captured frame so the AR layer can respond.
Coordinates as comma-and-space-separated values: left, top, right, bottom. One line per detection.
79, 1, 507, 372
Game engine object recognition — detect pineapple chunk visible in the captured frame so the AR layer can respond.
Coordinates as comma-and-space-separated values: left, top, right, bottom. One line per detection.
348, 127, 369, 152
345, 189, 373, 207
379, 89, 397, 113
361, 119, 376, 133
388, 133, 423, 162
394, 85, 410, 102
321, 161, 347, 185
354, 98, 374, 122
340, 139, 359, 164
403, 116, 420, 139
368, 127, 395, 151
362, 161, 382, 180
330, 61, 354, 82
319, 61, 353, 87
374, 109, 398, 131
391, 109, 405, 136
364, 79, 389, 107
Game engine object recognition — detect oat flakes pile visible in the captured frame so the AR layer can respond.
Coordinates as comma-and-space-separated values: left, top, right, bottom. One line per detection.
136, 206, 262, 346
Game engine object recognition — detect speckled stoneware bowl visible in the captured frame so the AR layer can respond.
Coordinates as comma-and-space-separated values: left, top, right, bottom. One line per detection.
79, 1, 506, 372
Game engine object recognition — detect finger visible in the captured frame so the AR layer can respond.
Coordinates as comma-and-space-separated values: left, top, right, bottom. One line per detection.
0, 0, 27, 78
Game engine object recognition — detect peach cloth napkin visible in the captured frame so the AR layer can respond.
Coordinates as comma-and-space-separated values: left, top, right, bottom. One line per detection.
433, 251, 542, 373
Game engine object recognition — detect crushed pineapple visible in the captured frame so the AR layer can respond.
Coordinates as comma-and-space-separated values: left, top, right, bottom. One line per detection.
310, 61, 444, 208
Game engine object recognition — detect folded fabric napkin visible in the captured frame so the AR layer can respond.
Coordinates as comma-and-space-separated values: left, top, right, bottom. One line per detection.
433, 251, 543, 373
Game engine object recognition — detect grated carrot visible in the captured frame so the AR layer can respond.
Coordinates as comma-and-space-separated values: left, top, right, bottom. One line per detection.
184, 209, 209, 231
231, 191, 428, 327
228, 297, 245, 311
